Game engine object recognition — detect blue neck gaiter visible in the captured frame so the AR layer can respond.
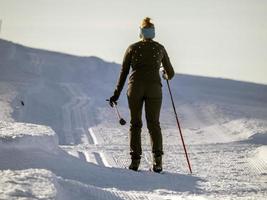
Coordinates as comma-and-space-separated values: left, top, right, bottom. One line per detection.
139, 27, 155, 39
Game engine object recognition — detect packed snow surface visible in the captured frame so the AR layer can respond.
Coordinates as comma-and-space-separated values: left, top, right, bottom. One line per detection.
0, 121, 54, 139
0, 39, 267, 199
0, 169, 58, 200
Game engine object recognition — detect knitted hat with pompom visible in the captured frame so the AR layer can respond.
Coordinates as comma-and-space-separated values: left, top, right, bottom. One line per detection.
139, 17, 155, 39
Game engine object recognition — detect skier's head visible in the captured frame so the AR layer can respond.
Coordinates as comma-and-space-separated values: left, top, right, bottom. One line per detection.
139, 17, 155, 40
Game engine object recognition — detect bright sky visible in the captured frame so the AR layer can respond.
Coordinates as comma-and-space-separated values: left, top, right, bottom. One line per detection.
1, 0, 267, 84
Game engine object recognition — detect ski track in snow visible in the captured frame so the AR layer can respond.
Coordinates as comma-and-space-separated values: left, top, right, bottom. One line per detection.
59, 84, 267, 199
89, 127, 99, 145
59, 83, 111, 168
61, 86, 267, 199
1, 39, 267, 199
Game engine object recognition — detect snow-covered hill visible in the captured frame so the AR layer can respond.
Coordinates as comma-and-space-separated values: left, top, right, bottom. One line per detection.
0, 38, 267, 199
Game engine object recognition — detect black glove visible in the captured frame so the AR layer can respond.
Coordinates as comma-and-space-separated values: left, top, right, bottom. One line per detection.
109, 95, 119, 107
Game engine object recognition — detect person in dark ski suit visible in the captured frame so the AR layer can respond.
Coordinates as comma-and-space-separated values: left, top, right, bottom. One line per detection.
109, 17, 174, 172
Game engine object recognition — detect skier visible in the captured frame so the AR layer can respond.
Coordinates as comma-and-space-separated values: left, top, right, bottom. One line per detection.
109, 17, 174, 172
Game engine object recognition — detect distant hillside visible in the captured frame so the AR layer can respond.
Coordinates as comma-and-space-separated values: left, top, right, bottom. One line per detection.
1, 38, 267, 144
1, 38, 266, 105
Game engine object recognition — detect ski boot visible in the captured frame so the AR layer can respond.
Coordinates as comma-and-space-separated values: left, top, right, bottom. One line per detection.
129, 159, 140, 171
153, 155, 162, 173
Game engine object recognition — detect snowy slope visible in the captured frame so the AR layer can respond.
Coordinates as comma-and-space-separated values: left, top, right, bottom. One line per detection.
0, 38, 267, 199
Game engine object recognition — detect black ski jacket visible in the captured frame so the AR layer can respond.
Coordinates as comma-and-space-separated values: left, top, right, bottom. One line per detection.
114, 39, 174, 97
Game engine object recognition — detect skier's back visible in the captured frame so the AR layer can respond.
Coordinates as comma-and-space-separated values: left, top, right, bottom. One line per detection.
110, 17, 174, 172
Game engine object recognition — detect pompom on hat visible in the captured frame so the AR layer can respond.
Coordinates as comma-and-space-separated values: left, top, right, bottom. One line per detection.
139, 17, 155, 39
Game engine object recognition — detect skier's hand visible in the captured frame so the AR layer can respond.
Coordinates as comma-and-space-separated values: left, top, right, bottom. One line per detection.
109, 95, 118, 107
162, 70, 168, 80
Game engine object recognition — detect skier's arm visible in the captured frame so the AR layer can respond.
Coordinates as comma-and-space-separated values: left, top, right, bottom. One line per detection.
162, 47, 175, 80
113, 46, 132, 98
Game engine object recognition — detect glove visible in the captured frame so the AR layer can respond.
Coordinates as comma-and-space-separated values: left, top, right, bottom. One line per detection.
109, 94, 119, 107
162, 70, 168, 80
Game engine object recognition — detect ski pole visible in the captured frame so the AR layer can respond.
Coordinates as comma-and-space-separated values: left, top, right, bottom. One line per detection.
166, 79, 192, 174
106, 99, 126, 125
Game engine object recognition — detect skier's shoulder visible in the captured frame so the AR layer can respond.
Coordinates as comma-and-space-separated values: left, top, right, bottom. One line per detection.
129, 41, 143, 49
124, 41, 143, 55
124, 42, 140, 54
126, 41, 165, 54
152, 40, 165, 50
129, 40, 164, 49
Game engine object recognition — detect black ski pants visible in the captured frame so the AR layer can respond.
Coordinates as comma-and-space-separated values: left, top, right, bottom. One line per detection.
127, 81, 163, 160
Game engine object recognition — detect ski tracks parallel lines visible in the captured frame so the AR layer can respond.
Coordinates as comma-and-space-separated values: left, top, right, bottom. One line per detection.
89, 127, 98, 145
86, 127, 113, 167
99, 152, 112, 168
60, 84, 114, 168
248, 157, 267, 175
77, 151, 87, 162
112, 190, 158, 200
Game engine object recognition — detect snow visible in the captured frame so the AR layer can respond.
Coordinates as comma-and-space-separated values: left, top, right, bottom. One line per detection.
0, 121, 54, 139
0, 121, 58, 152
256, 146, 267, 163
0, 82, 17, 122
248, 145, 267, 176
182, 118, 267, 145
0, 38, 267, 199
0, 122, 201, 199
0, 169, 58, 200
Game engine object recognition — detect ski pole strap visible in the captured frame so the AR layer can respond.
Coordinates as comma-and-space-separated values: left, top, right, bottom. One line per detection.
113, 103, 122, 119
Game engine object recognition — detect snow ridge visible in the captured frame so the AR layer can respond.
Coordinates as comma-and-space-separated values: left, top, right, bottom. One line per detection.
1, 38, 267, 199
0, 121, 58, 151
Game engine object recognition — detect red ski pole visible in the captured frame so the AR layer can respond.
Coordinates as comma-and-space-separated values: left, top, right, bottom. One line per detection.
166, 79, 192, 174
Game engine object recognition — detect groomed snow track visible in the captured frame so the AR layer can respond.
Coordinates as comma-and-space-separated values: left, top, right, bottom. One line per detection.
1, 39, 267, 199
